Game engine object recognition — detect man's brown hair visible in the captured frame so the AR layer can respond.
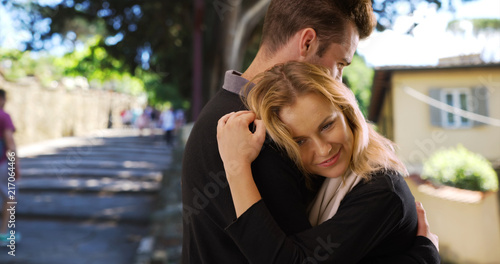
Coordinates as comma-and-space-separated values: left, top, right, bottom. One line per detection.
261, 0, 376, 57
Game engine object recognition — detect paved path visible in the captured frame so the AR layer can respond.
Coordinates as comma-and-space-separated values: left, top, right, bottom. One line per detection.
0, 129, 172, 264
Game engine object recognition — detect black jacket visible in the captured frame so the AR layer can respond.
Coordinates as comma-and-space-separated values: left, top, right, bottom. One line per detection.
225, 171, 439, 264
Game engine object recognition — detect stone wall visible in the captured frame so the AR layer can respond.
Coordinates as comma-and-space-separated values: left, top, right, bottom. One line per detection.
0, 74, 137, 146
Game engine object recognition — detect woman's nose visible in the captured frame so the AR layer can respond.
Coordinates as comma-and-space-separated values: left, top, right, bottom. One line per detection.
315, 139, 332, 157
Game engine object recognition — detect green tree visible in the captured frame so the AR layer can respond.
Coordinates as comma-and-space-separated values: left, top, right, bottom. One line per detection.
343, 54, 374, 117
447, 18, 500, 34
3, 0, 479, 120
0, 48, 64, 86
54, 37, 145, 95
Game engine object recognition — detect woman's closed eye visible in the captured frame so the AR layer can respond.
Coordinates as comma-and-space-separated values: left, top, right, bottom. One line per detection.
321, 121, 334, 131
295, 138, 306, 146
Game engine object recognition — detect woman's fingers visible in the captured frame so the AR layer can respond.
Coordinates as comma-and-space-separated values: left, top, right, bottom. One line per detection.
416, 202, 428, 230
218, 111, 253, 127
253, 119, 266, 144
415, 201, 439, 251
217, 110, 258, 142
217, 112, 235, 137
218, 111, 256, 137
218, 112, 233, 126
217, 111, 265, 169
227, 111, 255, 125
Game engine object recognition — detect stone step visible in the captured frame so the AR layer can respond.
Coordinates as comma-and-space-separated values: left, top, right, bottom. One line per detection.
16, 192, 155, 223
41, 144, 171, 155
19, 155, 172, 168
23, 151, 171, 163
0, 218, 147, 264
18, 130, 166, 157
8, 129, 170, 264
20, 143, 170, 159
20, 159, 169, 171
17, 177, 160, 193
20, 167, 163, 181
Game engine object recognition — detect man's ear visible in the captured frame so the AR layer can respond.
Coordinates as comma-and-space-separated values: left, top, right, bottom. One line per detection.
298, 28, 318, 60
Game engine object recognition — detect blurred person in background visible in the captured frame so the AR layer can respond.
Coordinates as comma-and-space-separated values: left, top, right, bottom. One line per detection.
136, 108, 150, 136
120, 108, 133, 128
0, 89, 20, 245
174, 108, 185, 136
161, 106, 176, 146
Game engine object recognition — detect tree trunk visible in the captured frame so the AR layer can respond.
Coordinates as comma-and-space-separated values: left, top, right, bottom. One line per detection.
192, 0, 204, 121
227, 0, 269, 71
207, 0, 270, 100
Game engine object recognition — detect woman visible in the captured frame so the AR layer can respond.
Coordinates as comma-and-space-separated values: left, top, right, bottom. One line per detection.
217, 61, 438, 263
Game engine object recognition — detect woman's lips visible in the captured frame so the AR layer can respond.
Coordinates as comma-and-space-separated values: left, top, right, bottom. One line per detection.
317, 149, 341, 168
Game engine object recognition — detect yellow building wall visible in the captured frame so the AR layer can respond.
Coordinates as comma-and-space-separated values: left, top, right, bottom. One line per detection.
390, 68, 500, 173
378, 87, 394, 141
407, 179, 500, 264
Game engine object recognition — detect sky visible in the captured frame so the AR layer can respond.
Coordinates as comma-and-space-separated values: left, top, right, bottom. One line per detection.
0, 2, 31, 50
0, 0, 88, 56
357, 0, 500, 66
0, 0, 499, 67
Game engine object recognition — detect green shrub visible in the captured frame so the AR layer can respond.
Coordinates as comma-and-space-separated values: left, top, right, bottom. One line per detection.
422, 144, 499, 192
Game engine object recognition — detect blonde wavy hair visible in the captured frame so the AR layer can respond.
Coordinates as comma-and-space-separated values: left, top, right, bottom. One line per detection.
243, 61, 407, 186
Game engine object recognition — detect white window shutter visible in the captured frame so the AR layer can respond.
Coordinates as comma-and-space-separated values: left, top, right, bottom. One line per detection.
472, 86, 489, 127
429, 88, 442, 127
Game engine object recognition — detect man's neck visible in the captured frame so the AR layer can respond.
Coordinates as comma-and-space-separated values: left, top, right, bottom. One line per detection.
241, 62, 263, 82
242, 34, 304, 81
241, 48, 291, 82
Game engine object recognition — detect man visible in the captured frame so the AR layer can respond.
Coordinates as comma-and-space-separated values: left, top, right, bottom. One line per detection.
0, 89, 20, 245
182, 0, 439, 263
160, 106, 176, 146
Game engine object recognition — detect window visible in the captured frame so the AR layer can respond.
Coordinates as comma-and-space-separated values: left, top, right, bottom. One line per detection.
441, 89, 472, 128
429, 87, 489, 128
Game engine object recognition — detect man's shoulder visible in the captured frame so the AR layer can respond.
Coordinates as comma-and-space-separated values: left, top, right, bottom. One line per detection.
339, 171, 413, 225
198, 89, 244, 120
251, 137, 305, 186
186, 90, 241, 134
352, 171, 415, 217
183, 88, 246, 174
351, 170, 407, 197
255, 137, 295, 166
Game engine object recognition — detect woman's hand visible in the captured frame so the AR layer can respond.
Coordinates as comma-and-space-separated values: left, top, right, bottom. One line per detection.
217, 111, 266, 175
217, 111, 266, 218
416, 201, 439, 251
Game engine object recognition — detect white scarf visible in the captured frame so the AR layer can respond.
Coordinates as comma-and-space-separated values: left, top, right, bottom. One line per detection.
308, 171, 362, 226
